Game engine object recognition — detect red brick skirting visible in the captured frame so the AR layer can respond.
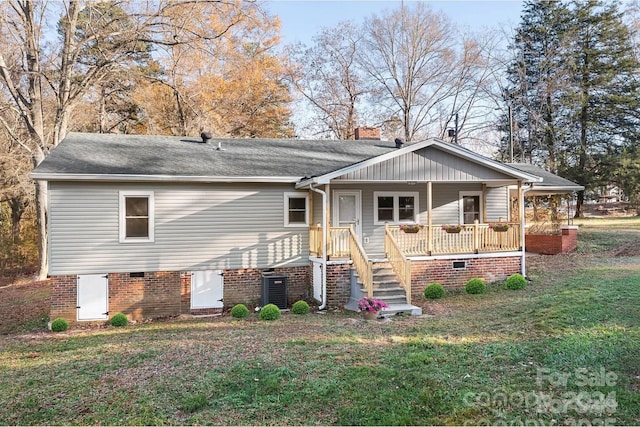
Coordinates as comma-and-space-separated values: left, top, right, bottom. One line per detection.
325, 263, 352, 308
410, 256, 521, 298
50, 265, 311, 325
525, 226, 578, 255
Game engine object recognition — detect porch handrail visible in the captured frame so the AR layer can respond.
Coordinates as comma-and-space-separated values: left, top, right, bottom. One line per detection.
384, 224, 412, 305
387, 221, 522, 255
349, 225, 373, 297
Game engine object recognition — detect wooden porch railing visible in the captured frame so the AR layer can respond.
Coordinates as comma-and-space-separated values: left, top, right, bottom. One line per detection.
330, 227, 351, 257
386, 221, 521, 255
309, 225, 322, 257
349, 225, 373, 297
384, 224, 412, 305
309, 225, 352, 258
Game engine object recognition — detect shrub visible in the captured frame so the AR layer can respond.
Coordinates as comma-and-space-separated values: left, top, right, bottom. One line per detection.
465, 278, 486, 294
110, 313, 128, 327
505, 273, 527, 290
259, 304, 281, 321
292, 300, 310, 315
424, 283, 445, 299
231, 304, 250, 319
50, 318, 68, 332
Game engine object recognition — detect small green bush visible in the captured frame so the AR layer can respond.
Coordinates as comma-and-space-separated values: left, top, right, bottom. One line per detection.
50, 318, 68, 332
424, 283, 445, 299
259, 304, 281, 321
110, 313, 128, 327
231, 304, 250, 319
465, 278, 486, 294
505, 273, 527, 290
292, 300, 310, 315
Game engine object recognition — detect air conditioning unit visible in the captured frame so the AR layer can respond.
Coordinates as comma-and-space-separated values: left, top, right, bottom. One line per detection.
261, 274, 288, 309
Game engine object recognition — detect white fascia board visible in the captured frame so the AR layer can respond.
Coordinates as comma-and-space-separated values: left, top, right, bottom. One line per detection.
30, 173, 301, 183
328, 179, 523, 186
430, 139, 543, 183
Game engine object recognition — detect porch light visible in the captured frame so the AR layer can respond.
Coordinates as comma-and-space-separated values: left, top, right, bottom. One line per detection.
407, 181, 417, 185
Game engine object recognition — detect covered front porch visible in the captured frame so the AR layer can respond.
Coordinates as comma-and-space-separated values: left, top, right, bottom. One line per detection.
297, 138, 540, 313
309, 220, 522, 306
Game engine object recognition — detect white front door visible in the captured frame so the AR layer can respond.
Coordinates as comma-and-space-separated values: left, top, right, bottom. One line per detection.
77, 274, 109, 321
191, 270, 224, 309
334, 190, 362, 238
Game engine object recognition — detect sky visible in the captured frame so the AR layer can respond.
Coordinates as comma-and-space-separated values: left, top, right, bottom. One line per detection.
265, 0, 525, 45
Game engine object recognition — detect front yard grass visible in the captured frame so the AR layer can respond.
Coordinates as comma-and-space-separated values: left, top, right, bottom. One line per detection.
0, 220, 638, 425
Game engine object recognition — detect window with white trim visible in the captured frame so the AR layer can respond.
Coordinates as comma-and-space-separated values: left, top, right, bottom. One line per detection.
459, 191, 482, 224
119, 191, 154, 243
284, 192, 309, 227
374, 192, 419, 224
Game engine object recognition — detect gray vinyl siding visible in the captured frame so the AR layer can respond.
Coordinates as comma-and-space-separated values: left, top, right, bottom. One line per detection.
486, 186, 509, 221
311, 191, 323, 226
48, 182, 309, 275
335, 147, 514, 182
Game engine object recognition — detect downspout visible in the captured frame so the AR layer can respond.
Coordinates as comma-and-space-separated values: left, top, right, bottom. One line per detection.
521, 183, 533, 277
309, 183, 327, 310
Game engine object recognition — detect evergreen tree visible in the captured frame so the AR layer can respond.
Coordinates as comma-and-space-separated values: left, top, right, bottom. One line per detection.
562, 0, 640, 216
504, 0, 640, 216
503, 0, 571, 168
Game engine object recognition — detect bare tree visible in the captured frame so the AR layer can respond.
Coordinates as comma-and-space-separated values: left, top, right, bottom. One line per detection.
359, 3, 495, 143
286, 22, 367, 139
0, 0, 259, 278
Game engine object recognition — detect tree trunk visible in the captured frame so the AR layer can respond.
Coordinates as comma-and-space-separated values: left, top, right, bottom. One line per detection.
574, 190, 584, 218
35, 179, 48, 279
8, 197, 27, 244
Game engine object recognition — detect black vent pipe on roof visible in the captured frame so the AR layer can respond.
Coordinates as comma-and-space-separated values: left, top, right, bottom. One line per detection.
200, 131, 212, 143
395, 138, 404, 149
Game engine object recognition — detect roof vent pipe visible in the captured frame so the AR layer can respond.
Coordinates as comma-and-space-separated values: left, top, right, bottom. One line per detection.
200, 131, 212, 143
394, 138, 404, 149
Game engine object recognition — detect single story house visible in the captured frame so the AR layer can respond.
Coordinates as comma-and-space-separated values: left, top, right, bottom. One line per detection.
31, 130, 579, 323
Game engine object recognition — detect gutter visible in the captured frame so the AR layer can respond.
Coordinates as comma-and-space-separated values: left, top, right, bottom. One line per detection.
29, 173, 301, 183
309, 184, 327, 310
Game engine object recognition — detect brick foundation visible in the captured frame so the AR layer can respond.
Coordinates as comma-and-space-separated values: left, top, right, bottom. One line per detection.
325, 262, 352, 308
50, 275, 78, 322
323, 256, 522, 309
109, 271, 182, 321
411, 255, 521, 298
223, 266, 311, 307
50, 265, 311, 324
525, 226, 578, 255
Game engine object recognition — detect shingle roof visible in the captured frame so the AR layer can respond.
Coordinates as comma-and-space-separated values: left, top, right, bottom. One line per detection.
32, 132, 398, 181
506, 163, 584, 193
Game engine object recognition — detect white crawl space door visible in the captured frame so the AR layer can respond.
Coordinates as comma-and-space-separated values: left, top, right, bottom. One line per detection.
77, 274, 109, 321
191, 270, 224, 309
312, 260, 323, 303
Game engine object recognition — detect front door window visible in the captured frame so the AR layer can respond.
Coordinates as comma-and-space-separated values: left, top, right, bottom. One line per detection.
462, 195, 481, 224
334, 191, 362, 237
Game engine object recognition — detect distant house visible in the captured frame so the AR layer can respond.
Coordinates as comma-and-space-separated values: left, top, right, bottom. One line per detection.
31, 130, 577, 324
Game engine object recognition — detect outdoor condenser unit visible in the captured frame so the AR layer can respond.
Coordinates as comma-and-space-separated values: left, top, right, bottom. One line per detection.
261, 274, 288, 309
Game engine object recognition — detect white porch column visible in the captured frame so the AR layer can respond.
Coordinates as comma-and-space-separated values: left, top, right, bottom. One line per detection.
427, 181, 433, 254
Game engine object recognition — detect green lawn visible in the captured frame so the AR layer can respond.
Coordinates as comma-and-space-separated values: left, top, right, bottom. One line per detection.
1, 219, 639, 425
